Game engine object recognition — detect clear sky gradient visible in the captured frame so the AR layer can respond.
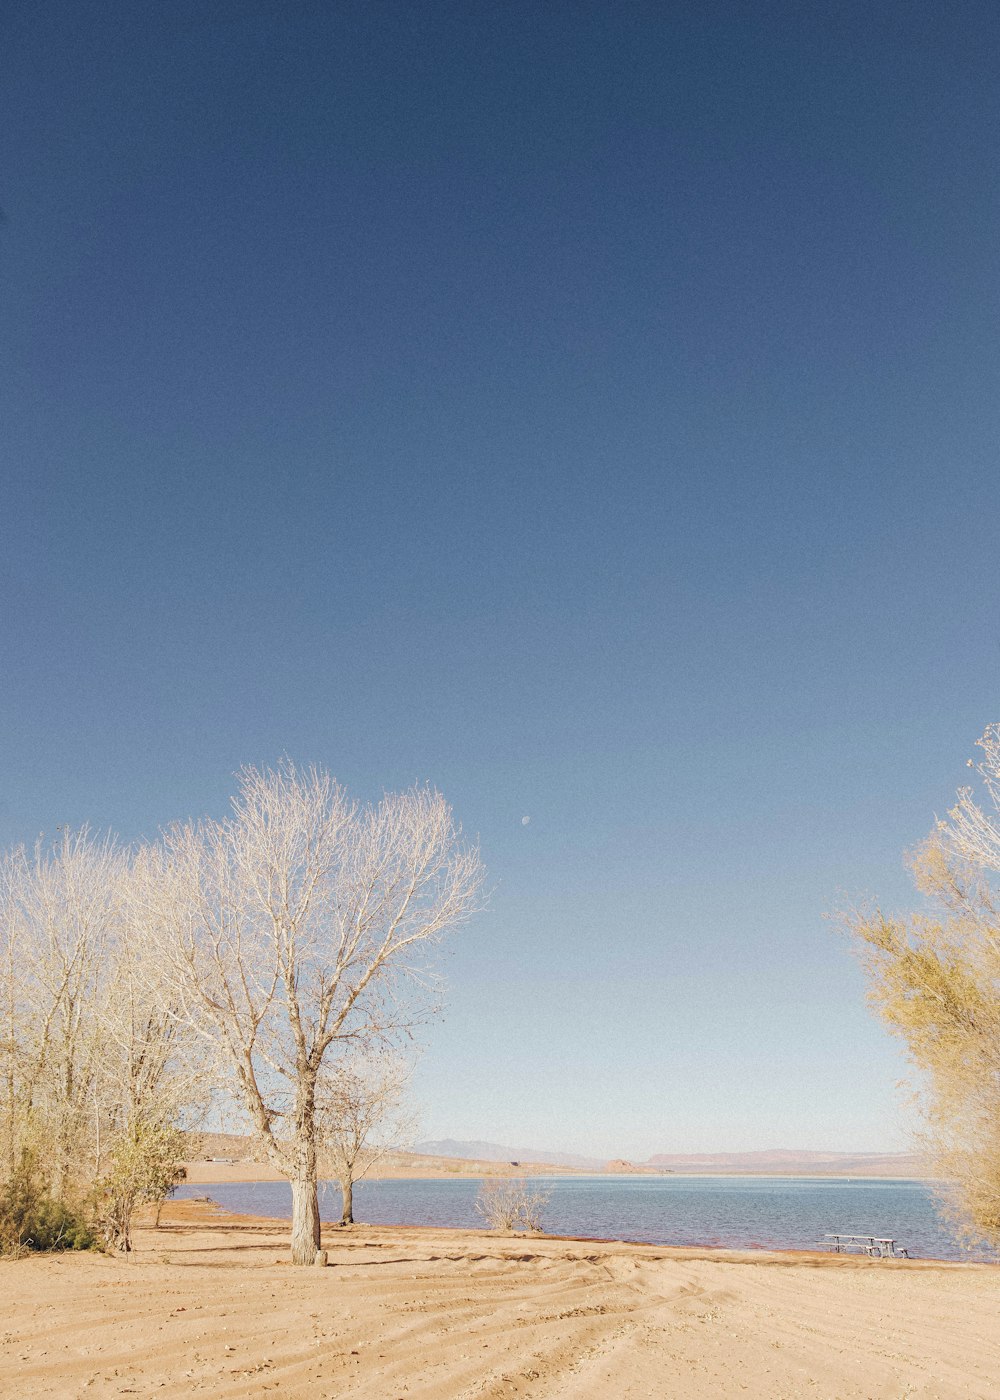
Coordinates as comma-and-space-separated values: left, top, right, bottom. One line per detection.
3, 1, 999, 1158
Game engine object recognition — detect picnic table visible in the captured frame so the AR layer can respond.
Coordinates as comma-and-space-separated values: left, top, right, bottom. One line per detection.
819, 1233, 909, 1258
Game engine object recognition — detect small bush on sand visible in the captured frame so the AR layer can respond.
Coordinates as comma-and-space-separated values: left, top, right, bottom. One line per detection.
95, 1121, 187, 1253
474, 1176, 550, 1232
0, 1150, 94, 1255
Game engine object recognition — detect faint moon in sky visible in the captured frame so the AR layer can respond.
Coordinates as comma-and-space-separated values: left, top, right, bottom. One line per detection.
521, 815, 531, 826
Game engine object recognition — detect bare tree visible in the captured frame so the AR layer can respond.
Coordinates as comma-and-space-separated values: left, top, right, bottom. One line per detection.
92, 889, 208, 1249
1, 830, 202, 1249
139, 763, 484, 1264
847, 724, 1000, 1245
0, 851, 27, 1181
317, 1051, 416, 1224
1, 831, 125, 1198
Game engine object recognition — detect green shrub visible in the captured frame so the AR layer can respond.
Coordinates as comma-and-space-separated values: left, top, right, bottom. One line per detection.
95, 1120, 186, 1252
15, 1195, 94, 1251
0, 1150, 95, 1255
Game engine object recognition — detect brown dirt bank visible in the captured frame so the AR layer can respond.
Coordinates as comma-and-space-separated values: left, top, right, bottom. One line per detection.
182, 1155, 593, 1185
1, 1199, 997, 1398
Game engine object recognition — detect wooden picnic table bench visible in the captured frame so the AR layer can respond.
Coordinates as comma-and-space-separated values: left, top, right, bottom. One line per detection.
819, 1233, 909, 1258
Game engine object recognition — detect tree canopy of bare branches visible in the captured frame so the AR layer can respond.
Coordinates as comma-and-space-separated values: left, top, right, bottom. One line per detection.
847, 724, 1000, 1245
1, 831, 125, 1193
139, 763, 484, 1263
1, 829, 201, 1252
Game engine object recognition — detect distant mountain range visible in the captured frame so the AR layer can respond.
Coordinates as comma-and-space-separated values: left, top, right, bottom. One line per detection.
645, 1149, 926, 1176
413, 1140, 926, 1177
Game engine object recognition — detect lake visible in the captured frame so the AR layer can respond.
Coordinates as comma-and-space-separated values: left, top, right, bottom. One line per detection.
176, 1175, 996, 1262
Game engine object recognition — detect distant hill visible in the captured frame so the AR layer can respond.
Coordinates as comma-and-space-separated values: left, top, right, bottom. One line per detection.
192, 1132, 928, 1179
414, 1141, 928, 1177
413, 1139, 607, 1170
645, 1149, 928, 1176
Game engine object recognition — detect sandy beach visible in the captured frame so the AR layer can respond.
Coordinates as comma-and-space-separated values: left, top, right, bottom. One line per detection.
1, 1198, 997, 1399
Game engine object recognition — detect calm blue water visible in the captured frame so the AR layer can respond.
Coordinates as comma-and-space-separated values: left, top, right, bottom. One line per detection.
176, 1175, 996, 1262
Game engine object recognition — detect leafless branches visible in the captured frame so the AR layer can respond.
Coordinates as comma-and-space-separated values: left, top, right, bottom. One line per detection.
1, 830, 125, 1194
137, 762, 484, 1262
474, 1176, 550, 1232
1, 829, 206, 1249
0, 765, 483, 1264
316, 1051, 416, 1223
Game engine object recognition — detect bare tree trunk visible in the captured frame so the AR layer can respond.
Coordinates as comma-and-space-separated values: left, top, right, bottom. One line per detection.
290, 1176, 321, 1264
93, 1097, 103, 1183
341, 1174, 353, 1225
288, 1073, 323, 1264
52, 1107, 71, 1199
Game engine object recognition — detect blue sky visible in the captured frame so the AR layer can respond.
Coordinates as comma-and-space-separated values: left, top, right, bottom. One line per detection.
3, 0, 999, 1157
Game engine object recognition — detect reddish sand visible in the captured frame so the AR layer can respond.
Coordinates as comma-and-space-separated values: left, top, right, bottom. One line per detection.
181, 1156, 585, 1185
1, 1198, 997, 1398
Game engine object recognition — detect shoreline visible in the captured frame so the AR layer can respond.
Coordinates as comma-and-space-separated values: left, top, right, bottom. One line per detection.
2, 1197, 998, 1398
190, 1195, 979, 1268
179, 1179, 978, 1266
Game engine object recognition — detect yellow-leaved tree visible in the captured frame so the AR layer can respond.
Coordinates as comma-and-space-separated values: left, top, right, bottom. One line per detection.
848, 725, 1000, 1245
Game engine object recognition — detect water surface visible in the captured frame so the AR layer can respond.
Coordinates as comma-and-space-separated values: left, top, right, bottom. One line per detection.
178, 1174, 994, 1261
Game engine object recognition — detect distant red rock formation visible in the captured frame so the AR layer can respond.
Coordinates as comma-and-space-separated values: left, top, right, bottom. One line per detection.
644, 1149, 928, 1176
